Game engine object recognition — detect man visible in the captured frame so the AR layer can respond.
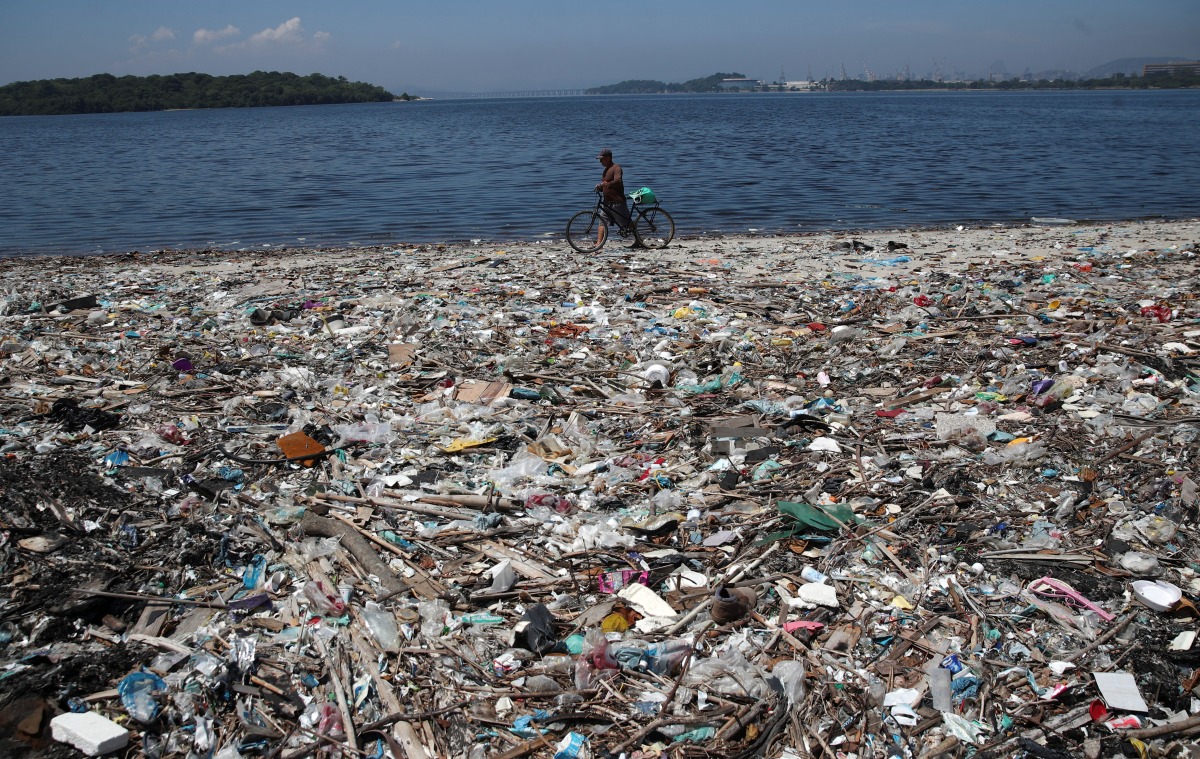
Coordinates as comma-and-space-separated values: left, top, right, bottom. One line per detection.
595, 148, 642, 247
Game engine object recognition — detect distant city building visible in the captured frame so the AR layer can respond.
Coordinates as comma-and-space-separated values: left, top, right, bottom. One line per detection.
718, 77, 762, 90
780, 80, 816, 90
1143, 61, 1200, 76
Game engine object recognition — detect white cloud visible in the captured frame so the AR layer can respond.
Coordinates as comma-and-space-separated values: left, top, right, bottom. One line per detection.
129, 27, 177, 52
214, 18, 329, 52
248, 17, 305, 45
193, 25, 240, 45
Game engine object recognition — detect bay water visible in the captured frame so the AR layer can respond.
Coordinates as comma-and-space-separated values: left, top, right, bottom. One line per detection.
1, 90, 1197, 257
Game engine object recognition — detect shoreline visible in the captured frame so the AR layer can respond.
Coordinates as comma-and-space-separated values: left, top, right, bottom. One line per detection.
1, 216, 1197, 266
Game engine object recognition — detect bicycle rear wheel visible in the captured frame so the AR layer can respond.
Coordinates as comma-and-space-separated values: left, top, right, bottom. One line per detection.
566, 210, 608, 253
634, 207, 675, 249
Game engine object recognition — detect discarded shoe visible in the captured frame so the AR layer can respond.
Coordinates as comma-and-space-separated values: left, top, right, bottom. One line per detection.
831, 239, 874, 252
249, 308, 272, 326
711, 585, 757, 624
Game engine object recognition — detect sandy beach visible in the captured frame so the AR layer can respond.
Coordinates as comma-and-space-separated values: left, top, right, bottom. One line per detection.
4, 217, 1197, 284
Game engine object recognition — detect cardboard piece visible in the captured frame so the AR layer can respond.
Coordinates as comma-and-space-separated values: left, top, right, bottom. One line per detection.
1093, 671, 1149, 712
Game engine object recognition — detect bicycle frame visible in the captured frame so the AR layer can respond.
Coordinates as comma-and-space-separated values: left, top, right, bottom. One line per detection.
592, 189, 655, 235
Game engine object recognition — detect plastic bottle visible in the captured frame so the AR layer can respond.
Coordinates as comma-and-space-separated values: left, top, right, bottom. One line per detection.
243, 555, 266, 590
801, 566, 828, 584
525, 675, 561, 693
641, 363, 671, 387
460, 612, 505, 626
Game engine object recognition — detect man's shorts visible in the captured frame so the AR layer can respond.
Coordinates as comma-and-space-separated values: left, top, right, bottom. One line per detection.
601, 199, 632, 230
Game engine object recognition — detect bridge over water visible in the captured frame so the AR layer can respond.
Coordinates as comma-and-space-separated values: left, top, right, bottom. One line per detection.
425, 89, 588, 99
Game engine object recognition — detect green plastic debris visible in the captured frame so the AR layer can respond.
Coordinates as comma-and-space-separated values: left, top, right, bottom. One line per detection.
777, 501, 858, 532
758, 500, 861, 544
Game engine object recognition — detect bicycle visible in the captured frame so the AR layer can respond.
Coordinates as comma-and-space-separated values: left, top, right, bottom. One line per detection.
565, 188, 675, 254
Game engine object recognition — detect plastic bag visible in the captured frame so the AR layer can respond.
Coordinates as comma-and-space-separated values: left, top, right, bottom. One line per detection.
772, 659, 806, 703
118, 671, 166, 722
360, 602, 401, 652
331, 414, 394, 446
419, 598, 450, 638
302, 580, 346, 615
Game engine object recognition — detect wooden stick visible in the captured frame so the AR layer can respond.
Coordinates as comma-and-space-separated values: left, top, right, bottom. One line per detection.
1064, 612, 1134, 663
1121, 711, 1200, 739
329, 512, 445, 599
68, 588, 228, 608
313, 491, 476, 521
299, 510, 408, 596
1095, 430, 1155, 466
250, 674, 287, 697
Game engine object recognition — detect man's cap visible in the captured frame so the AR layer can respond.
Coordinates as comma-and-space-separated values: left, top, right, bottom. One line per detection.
597, 148, 612, 157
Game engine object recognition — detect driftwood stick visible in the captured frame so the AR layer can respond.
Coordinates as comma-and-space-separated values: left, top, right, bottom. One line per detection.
388, 490, 524, 513
314, 491, 476, 521
1064, 612, 1134, 663
1121, 712, 1200, 740
69, 588, 228, 609
360, 700, 472, 732
299, 511, 408, 596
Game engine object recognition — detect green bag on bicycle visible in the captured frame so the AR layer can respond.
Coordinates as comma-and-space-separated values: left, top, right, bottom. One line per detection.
629, 187, 656, 204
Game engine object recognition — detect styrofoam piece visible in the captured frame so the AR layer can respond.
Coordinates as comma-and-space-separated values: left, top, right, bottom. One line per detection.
51, 711, 130, 756
618, 582, 678, 617
797, 582, 839, 608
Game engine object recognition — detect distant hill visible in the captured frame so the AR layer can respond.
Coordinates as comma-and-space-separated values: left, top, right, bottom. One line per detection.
1083, 57, 1195, 78
0, 71, 400, 116
587, 72, 747, 94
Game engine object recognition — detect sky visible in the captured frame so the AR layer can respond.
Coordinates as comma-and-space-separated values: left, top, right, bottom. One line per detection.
1, 1, 1197, 93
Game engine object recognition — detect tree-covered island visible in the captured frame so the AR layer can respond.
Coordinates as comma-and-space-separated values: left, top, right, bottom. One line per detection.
587, 73, 749, 94
0, 71, 406, 116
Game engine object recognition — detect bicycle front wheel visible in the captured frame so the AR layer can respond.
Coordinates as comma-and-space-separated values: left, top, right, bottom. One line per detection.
566, 210, 608, 254
634, 207, 675, 249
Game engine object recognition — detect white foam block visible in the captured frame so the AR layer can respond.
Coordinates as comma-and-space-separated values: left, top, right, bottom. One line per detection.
51, 711, 130, 756
798, 582, 839, 608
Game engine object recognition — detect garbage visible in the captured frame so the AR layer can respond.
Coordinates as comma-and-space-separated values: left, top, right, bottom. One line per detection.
50, 711, 130, 756
1132, 579, 1183, 612
116, 671, 166, 722
710, 585, 757, 623
1093, 671, 1150, 713
1, 219, 1199, 758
